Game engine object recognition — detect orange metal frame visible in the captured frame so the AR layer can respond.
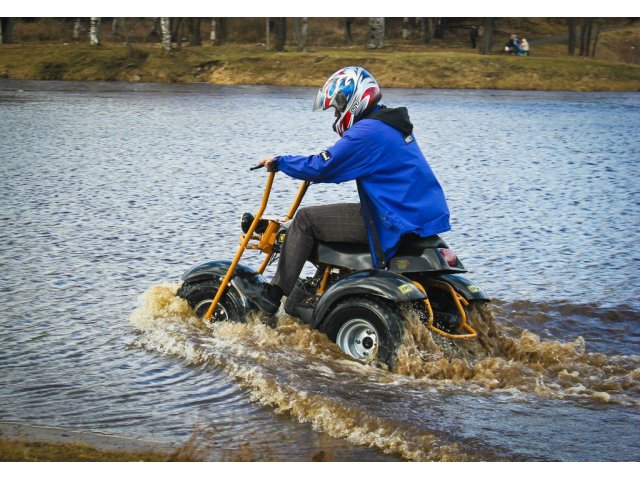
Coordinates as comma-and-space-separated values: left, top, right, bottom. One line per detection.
203, 173, 309, 320
412, 280, 477, 340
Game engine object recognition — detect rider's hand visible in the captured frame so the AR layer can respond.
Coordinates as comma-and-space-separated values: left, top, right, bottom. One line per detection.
257, 156, 279, 172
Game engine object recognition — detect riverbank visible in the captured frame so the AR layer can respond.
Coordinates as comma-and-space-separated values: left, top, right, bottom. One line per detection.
0, 421, 199, 461
1, 43, 639, 91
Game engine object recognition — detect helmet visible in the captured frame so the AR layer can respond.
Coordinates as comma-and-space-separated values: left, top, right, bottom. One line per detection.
313, 66, 382, 137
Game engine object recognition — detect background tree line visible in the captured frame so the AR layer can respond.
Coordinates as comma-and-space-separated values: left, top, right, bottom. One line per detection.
1, 17, 636, 59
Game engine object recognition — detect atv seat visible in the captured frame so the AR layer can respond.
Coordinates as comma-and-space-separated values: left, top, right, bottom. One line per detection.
311, 234, 452, 272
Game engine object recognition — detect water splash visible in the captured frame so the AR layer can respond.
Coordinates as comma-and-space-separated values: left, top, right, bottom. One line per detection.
130, 284, 639, 460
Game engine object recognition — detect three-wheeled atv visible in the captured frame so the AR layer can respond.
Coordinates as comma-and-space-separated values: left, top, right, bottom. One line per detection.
177, 170, 490, 369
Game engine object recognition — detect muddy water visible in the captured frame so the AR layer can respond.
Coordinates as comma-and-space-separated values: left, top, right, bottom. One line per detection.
0, 80, 638, 461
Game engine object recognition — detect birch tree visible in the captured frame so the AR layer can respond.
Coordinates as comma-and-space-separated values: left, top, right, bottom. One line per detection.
294, 17, 308, 51
160, 17, 171, 52
90, 17, 101, 46
211, 18, 227, 46
73, 18, 82, 41
367, 17, 384, 49
210, 18, 216, 43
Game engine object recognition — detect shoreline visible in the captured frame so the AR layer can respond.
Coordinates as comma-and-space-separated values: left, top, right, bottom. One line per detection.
1, 43, 639, 92
0, 421, 196, 461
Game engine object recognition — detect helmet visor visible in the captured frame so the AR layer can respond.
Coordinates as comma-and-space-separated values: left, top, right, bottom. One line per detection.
312, 88, 325, 111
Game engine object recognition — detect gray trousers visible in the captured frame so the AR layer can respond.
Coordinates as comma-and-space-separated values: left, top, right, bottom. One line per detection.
272, 203, 368, 295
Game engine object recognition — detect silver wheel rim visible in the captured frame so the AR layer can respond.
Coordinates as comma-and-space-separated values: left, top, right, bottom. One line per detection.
336, 318, 379, 362
194, 299, 229, 322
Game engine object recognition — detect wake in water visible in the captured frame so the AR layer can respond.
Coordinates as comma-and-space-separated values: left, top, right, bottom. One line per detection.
129, 283, 639, 461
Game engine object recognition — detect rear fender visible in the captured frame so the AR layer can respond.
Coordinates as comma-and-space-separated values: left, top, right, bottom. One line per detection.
179, 260, 268, 311
312, 269, 426, 330
431, 273, 490, 301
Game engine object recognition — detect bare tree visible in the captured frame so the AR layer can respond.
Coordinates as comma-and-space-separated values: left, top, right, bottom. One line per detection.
188, 18, 202, 46
294, 17, 308, 52
567, 18, 577, 56
367, 17, 384, 49
591, 20, 602, 58
90, 17, 101, 46
73, 18, 82, 41
344, 18, 354, 43
480, 17, 495, 54
274, 17, 287, 51
212, 18, 227, 46
146, 18, 160, 42
420, 17, 435, 44
160, 17, 171, 52
210, 18, 217, 43
402, 18, 412, 40
0, 18, 16, 44
579, 18, 594, 57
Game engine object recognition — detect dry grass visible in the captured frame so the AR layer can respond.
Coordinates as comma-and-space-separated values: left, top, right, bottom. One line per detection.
1, 42, 639, 92
0, 437, 201, 462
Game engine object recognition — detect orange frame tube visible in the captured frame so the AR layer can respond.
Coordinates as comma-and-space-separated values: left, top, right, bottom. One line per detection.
203, 171, 276, 320
205, 175, 310, 319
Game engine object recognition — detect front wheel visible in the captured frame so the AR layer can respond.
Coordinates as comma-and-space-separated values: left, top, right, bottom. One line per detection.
323, 297, 404, 370
177, 279, 246, 323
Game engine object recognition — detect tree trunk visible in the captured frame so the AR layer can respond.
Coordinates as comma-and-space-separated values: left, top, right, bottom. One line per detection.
433, 18, 447, 39
90, 17, 101, 46
579, 19, 594, 56
0, 18, 16, 44
422, 18, 435, 44
188, 18, 202, 46
274, 17, 287, 51
480, 17, 494, 54
591, 21, 602, 58
402, 18, 412, 40
367, 17, 384, 49
567, 18, 577, 56
294, 17, 308, 52
160, 17, 172, 52
73, 18, 82, 41
147, 18, 160, 42
111, 18, 120, 39
210, 18, 216, 42
344, 17, 354, 43
214, 18, 227, 46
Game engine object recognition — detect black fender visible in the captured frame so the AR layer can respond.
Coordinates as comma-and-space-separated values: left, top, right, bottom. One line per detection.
431, 273, 491, 302
312, 269, 427, 331
179, 260, 268, 312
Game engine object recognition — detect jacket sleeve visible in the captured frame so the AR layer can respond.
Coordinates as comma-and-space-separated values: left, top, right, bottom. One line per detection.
275, 124, 375, 183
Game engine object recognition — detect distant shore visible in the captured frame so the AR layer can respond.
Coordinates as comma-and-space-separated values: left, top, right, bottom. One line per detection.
1, 43, 639, 92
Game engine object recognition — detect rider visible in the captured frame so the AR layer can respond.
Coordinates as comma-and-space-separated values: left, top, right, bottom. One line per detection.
253, 66, 451, 314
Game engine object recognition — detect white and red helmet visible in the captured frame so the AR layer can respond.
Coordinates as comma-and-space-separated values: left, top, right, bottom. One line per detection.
313, 66, 382, 137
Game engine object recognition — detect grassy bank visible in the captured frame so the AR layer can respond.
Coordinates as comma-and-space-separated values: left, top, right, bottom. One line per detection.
0, 437, 199, 462
1, 43, 639, 91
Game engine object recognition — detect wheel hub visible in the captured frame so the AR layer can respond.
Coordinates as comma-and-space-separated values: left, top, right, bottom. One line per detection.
336, 319, 379, 362
193, 299, 229, 322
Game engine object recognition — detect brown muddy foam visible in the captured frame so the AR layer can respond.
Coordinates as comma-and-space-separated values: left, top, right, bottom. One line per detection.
130, 283, 639, 460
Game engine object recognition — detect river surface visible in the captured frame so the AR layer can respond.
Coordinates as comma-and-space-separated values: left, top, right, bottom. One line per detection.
0, 79, 638, 461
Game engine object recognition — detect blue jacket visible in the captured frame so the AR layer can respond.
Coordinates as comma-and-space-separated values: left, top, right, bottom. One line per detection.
275, 106, 451, 268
